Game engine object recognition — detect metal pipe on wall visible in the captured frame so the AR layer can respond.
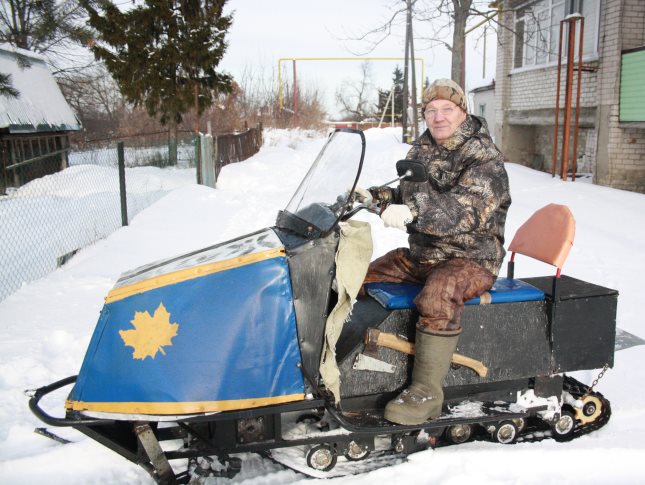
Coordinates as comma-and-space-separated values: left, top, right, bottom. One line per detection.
571, 17, 585, 181
552, 14, 585, 182
551, 21, 564, 178
560, 18, 577, 181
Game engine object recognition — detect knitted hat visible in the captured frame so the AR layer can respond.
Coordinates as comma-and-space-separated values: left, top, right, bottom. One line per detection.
422, 78, 468, 112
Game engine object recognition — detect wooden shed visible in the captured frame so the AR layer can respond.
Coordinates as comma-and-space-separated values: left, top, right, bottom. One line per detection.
0, 44, 81, 194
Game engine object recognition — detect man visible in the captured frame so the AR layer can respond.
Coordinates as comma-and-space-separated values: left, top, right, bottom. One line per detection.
359, 79, 511, 425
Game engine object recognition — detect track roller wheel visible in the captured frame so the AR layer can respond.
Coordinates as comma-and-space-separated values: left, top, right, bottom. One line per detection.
343, 440, 371, 461
512, 418, 526, 433
444, 424, 473, 444
306, 444, 337, 471
551, 409, 577, 441
576, 395, 602, 425
490, 420, 519, 444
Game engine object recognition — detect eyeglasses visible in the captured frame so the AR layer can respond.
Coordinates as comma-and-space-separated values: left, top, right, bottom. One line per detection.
424, 107, 456, 118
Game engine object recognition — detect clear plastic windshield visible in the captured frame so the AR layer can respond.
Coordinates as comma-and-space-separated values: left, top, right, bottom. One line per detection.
282, 129, 365, 234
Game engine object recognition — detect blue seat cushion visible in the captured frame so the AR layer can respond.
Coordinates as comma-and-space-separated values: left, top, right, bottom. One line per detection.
365, 277, 545, 311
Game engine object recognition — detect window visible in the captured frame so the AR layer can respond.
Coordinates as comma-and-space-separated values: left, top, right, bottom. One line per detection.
620, 48, 645, 122
513, 0, 599, 69
479, 103, 487, 118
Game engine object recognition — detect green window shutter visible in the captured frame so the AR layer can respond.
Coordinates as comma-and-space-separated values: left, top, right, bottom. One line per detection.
620, 48, 645, 122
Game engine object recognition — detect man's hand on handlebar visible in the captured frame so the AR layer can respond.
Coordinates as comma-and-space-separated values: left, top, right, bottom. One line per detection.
356, 186, 396, 214
353, 187, 373, 206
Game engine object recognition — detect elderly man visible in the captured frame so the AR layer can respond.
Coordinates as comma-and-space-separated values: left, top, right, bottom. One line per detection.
360, 79, 511, 425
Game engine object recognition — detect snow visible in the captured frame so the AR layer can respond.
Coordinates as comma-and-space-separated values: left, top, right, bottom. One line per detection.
0, 43, 81, 132
1, 127, 645, 484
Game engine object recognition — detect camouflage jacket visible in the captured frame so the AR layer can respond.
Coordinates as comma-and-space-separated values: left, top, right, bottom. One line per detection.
394, 115, 511, 275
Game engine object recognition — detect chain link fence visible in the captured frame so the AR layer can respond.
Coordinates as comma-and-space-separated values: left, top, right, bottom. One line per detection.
0, 132, 198, 302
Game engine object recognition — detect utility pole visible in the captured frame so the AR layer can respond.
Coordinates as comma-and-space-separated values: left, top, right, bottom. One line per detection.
293, 60, 299, 118
482, 26, 487, 79
407, 0, 418, 140
402, 13, 410, 144
402, 0, 420, 142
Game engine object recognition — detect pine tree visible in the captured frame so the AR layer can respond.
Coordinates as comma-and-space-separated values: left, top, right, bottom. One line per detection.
375, 66, 405, 123
0, 73, 19, 98
83, 0, 233, 164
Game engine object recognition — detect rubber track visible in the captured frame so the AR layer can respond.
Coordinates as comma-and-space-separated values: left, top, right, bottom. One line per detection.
192, 375, 612, 479
516, 375, 612, 444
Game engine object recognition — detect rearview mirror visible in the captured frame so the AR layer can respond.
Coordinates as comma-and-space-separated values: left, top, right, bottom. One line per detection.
396, 159, 427, 183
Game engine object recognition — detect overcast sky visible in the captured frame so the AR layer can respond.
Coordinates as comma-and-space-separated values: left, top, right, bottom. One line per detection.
220, 0, 496, 118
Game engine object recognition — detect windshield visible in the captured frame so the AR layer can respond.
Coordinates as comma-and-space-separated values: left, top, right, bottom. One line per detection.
281, 129, 365, 236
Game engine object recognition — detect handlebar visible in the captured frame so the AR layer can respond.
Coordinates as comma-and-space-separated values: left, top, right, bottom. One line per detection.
340, 203, 382, 221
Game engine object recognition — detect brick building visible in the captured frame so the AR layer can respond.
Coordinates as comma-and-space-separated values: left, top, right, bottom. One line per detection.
470, 81, 497, 140
494, 0, 645, 193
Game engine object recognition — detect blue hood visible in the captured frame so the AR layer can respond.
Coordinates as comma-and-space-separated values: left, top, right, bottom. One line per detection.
67, 229, 305, 416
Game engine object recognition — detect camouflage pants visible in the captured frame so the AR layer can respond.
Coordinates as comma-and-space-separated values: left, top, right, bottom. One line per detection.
363, 248, 495, 335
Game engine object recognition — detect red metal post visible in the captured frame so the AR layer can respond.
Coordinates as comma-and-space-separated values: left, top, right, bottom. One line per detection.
560, 18, 577, 181
552, 21, 565, 178
571, 16, 585, 182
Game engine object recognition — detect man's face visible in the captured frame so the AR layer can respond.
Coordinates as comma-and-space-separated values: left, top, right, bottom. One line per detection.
424, 99, 467, 144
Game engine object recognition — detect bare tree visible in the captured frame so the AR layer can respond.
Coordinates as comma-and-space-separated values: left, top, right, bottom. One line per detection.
57, 64, 124, 137
0, 0, 93, 73
236, 65, 281, 122
181, 64, 327, 131
417, 0, 502, 85
287, 83, 326, 129
342, 0, 496, 87
335, 61, 375, 121
274, 81, 327, 129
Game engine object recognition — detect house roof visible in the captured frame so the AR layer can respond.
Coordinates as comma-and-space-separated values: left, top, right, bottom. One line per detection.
0, 43, 81, 134
470, 80, 495, 94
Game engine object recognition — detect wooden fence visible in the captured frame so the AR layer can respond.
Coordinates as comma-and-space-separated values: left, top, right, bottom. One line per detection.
1, 133, 71, 195
199, 123, 263, 187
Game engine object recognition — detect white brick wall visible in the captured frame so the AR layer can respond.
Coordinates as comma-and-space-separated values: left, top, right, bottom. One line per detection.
596, 0, 645, 193
621, 0, 645, 49
509, 67, 598, 111
497, 0, 645, 193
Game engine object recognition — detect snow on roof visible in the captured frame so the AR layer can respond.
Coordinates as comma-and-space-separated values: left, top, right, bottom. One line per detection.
0, 43, 81, 133
470, 80, 495, 94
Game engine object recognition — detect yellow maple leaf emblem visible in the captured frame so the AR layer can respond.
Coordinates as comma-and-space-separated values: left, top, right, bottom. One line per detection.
119, 303, 179, 360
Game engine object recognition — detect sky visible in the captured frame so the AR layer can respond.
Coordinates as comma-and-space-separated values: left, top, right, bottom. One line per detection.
1, 127, 644, 484
219, 0, 497, 117
31, 0, 495, 120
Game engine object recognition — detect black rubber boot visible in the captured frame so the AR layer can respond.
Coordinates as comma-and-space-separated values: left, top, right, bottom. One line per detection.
384, 330, 459, 425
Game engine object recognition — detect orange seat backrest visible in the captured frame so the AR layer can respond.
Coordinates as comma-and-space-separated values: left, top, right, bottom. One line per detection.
508, 204, 575, 270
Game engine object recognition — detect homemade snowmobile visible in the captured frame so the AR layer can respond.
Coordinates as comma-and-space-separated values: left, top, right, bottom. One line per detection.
30, 128, 620, 483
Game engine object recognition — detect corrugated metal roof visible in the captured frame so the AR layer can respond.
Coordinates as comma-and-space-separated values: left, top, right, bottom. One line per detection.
0, 43, 82, 133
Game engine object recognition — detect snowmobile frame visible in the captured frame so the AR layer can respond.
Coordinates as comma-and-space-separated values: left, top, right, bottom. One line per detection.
28, 129, 618, 483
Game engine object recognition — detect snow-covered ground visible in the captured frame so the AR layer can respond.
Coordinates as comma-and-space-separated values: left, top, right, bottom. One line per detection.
1, 128, 644, 484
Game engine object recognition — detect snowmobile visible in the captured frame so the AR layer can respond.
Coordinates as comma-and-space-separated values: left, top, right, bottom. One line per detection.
30, 128, 624, 483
